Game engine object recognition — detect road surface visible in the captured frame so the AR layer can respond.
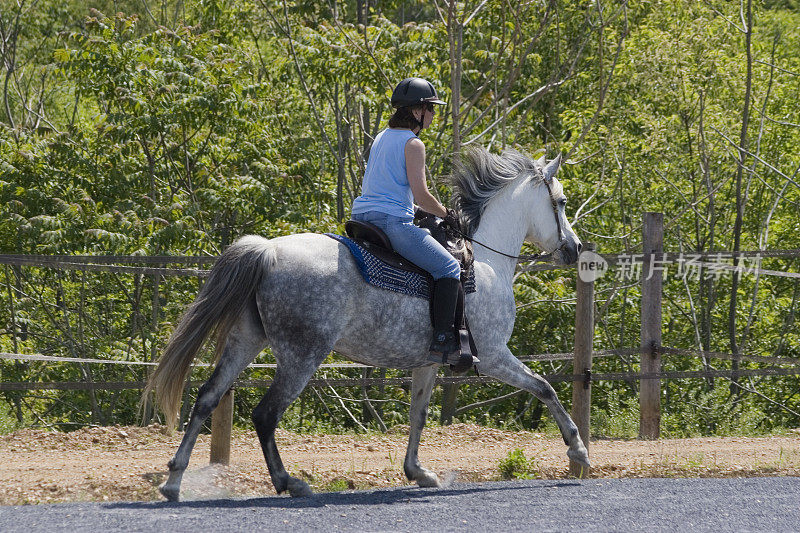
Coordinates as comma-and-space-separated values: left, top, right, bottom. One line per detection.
0, 477, 797, 532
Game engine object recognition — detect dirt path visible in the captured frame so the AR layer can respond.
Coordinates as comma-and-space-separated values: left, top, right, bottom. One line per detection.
1, 424, 798, 505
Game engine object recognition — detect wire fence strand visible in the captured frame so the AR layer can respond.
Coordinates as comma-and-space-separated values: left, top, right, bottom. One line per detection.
2, 347, 798, 391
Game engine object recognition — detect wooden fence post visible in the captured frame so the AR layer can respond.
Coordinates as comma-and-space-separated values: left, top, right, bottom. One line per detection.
640, 213, 663, 439
570, 242, 595, 478
142, 273, 161, 426
440, 368, 458, 425
210, 388, 234, 465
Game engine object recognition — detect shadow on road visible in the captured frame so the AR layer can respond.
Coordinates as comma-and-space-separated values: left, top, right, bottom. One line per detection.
106, 480, 582, 510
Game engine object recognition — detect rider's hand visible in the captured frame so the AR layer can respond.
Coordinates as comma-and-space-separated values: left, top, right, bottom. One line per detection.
414, 207, 434, 224
443, 209, 461, 233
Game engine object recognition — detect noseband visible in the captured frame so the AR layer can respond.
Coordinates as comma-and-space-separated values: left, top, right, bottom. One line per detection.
541, 177, 569, 255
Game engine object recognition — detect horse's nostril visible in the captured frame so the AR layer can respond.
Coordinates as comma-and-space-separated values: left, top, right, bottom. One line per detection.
577, 242, 583, 254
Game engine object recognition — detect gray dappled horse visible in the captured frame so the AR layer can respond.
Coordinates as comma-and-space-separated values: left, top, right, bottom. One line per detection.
144, 147, 590, 501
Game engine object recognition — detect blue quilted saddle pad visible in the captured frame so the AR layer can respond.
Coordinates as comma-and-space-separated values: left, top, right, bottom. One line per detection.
326, 233, 476, 300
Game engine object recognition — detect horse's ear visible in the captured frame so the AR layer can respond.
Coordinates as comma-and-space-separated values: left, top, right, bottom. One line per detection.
536, 153, 547, 168
542, 153, 561, 183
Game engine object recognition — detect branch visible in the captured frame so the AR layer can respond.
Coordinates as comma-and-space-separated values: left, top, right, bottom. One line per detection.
463, 79, 567, 145
754, 59, 799, 77
761, 114, 800, 129
323, 0, 392, 90
463, 0, 489, 26
749, 31, 780, 251
0, 0, 25, 132
654, 167, 711, 225
324, 382, 368, 432
459, 1, 554, 137
262, 0, 343, 167
662, 169, 733, 235
570, 146, 613, 225
702, 1, 745, 33
727, 374, 800, 418
361, 385, 387, 433
453, 389, 526, 417
711, 126, 800, 191
138, 0, 159, 25
430, 0, 448, 26
566, 1, 629, 161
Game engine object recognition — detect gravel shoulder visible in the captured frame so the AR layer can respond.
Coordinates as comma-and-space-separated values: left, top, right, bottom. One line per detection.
1, 423, 798, 505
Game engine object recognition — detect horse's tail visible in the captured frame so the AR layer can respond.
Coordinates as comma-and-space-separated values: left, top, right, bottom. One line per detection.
142, 235, 276, 430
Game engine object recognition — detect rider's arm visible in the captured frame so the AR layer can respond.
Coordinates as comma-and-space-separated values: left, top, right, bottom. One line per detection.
406, 138, 447, 218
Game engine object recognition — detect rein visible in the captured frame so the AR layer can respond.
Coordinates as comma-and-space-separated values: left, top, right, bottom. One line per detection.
459, 231, 553, 263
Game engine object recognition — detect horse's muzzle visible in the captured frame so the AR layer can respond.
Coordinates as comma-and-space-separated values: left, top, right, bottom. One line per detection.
558, 239, 582, 265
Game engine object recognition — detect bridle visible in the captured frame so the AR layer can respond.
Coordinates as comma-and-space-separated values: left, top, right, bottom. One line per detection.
454, 175, 568, 264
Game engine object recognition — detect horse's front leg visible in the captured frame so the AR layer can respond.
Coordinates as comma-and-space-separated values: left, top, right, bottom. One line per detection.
477, 348, 590, 470
403, 365, 440, 488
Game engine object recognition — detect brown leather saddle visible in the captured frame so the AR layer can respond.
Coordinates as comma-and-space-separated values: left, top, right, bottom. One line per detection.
344, 212, 474, 279
344, 220, 430, 276
344, 212, 477, 373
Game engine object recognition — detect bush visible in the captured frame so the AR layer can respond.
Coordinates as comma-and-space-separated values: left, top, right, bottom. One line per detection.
498, 448, 540, 480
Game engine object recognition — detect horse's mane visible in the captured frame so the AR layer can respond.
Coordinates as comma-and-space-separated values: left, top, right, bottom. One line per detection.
450, 146, 541, 237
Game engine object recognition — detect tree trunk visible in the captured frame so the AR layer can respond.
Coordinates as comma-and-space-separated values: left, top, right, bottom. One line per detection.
447, 0, 462, 160
729, 0, 753, 394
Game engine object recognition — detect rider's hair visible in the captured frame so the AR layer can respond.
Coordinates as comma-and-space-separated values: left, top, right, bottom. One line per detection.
389, 104, 425, 130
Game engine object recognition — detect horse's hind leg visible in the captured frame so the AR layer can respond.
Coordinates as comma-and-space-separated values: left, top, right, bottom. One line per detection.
160, 309, 267, 502
403, 365, 440, 488
251, 347, 328, 497
478, 348, 590, 470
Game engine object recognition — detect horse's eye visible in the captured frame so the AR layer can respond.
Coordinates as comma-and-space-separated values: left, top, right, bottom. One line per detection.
558, 198, 567, 207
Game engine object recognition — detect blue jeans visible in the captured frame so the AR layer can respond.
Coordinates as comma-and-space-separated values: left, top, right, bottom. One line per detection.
352, 211, 461, 280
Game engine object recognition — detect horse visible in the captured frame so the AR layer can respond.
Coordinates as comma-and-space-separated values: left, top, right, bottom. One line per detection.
143, 146, 590, 502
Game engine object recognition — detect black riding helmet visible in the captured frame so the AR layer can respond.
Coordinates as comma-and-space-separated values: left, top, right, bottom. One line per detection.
391, 77, 446, 108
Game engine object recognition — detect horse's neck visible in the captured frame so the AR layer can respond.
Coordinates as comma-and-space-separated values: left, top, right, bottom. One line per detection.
471, 185, 528, 283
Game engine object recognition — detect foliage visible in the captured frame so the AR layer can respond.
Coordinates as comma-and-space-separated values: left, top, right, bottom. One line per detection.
0, 1, 799, 436
498, 448, 540, 480
322, 477, 355, 492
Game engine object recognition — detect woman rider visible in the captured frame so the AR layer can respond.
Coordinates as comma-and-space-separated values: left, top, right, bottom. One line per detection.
351, 77, 473, 367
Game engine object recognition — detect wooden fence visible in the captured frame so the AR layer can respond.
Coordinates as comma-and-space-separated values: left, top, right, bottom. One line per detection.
2, 212, 800, 478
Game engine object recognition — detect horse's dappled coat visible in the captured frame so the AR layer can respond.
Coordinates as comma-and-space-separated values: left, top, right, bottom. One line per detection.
144, 147, 589, 501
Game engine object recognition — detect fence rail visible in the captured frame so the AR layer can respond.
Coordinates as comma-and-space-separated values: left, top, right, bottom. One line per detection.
2, 367, 798, 394
2, 353, 798, 392
4, 248, 800, 273
4, 347, 800, 367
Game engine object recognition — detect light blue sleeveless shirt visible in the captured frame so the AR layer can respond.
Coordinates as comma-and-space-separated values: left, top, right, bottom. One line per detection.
351, 128, 417, 218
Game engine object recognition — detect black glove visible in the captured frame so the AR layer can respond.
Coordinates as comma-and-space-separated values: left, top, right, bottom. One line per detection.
414, 207, 434, 225
443, 209, 461, 233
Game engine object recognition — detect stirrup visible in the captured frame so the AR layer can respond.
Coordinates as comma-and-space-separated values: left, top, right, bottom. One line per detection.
428, 331, 460, 365
427, 330, 479, 371
449, 329, 479, 373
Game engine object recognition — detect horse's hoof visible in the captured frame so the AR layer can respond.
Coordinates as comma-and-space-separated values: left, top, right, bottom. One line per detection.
415, 470, 440, 488
567, 447, 591, 469
159, 483, 180, 502
287, 477, 313, 497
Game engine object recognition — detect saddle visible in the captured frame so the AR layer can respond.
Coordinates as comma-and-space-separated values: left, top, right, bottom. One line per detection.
344, 212, 477, 373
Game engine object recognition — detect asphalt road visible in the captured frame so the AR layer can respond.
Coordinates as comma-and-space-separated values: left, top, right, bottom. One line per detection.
1, 477, 798, 532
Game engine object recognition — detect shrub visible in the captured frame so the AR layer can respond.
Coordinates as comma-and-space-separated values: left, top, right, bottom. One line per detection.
498, 448, 540, 480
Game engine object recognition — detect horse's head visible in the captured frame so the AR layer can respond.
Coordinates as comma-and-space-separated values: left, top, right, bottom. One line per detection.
524, 154, 582, 265
452, 147, 582, 266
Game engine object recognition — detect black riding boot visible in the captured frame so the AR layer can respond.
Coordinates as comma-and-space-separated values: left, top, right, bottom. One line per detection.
427, 277, 462, 365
